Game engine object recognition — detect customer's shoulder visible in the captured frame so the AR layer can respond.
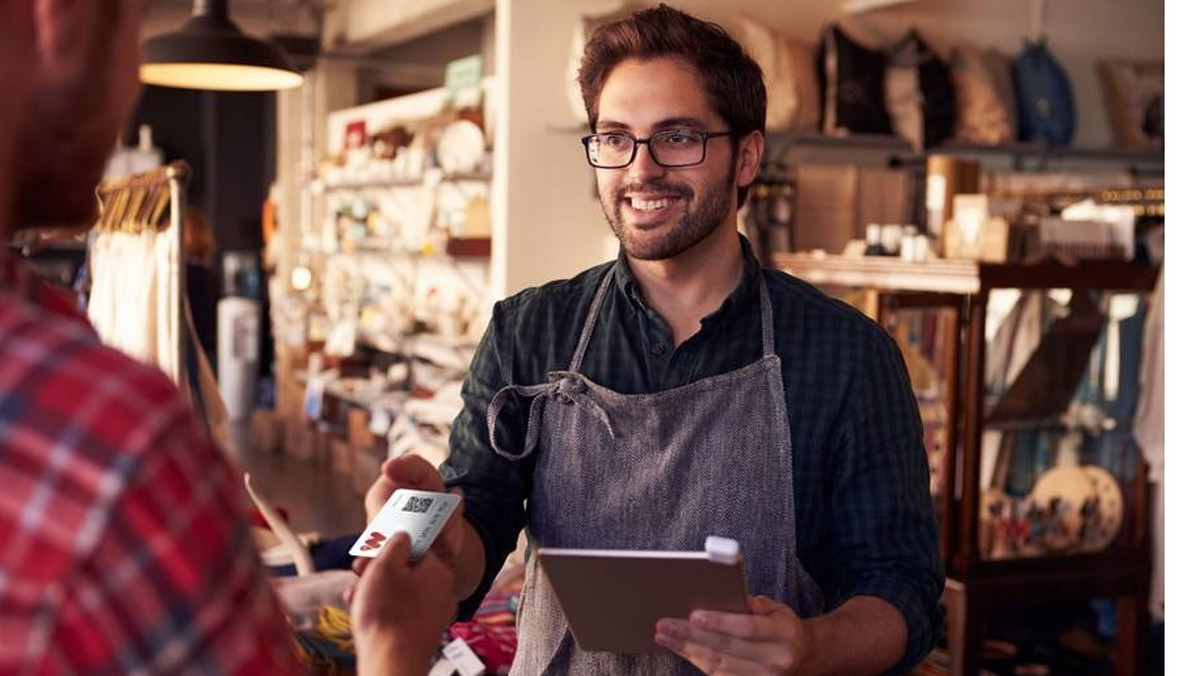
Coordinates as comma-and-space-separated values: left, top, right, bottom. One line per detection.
0, 295, 194, 458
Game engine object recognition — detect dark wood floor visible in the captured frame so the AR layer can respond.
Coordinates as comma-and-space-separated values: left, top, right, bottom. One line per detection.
232, 422, 366, 538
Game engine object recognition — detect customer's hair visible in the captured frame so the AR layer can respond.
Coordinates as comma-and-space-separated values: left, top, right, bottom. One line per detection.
578, 4, 766, 205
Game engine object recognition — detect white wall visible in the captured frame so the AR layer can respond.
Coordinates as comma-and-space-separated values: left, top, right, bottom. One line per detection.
493, 0, 618, 297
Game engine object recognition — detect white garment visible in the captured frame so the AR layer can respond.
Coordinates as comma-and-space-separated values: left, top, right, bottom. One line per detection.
86, 229, 181, 382
1133, 264, 1164, 621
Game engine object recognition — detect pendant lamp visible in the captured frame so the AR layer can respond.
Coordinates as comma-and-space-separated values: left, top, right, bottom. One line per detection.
141, 0, 305, 91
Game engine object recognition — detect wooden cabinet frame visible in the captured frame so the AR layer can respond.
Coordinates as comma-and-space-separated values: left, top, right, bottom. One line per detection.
774, 253, 1160, 676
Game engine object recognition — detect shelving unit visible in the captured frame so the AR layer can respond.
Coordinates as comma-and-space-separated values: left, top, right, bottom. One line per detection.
764, 131, 1165, 173
320, 172, 492, 192
774, 252, 1159, 676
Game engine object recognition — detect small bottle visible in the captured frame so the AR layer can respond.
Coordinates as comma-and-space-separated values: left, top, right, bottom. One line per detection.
864, 223, 886, 256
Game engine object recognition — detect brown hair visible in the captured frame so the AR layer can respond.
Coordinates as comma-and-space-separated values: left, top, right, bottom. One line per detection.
578, 4, 766, 205
183, 207, 215, 262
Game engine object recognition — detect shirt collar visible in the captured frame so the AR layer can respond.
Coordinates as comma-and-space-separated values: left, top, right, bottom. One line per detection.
613, 233, 763, 323
0, 249, 91, 327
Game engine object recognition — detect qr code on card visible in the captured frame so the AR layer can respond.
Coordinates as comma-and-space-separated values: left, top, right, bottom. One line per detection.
402, 496, 434, 513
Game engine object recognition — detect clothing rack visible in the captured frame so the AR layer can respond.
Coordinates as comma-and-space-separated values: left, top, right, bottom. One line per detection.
90, 160, 191, 387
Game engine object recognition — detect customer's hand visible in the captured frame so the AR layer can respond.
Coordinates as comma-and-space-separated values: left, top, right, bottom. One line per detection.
354, 455, 464, 577
351, 532, 457, 676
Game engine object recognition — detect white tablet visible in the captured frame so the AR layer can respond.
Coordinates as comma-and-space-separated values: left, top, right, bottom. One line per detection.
537, 536, 751, 654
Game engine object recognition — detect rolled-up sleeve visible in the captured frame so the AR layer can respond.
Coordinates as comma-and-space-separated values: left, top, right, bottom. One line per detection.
441, 302, 532, 619
829, 326, 945, 674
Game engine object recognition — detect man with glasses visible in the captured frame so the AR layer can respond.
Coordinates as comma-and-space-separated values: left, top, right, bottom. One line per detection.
363, 5, 943, 674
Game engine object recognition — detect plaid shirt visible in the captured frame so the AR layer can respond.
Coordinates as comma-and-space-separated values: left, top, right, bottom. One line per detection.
444, 236, 945, 673
0, 254, 302, 674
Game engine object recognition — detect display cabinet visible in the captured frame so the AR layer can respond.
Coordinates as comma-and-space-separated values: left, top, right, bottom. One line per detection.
773, 253, 1159, 676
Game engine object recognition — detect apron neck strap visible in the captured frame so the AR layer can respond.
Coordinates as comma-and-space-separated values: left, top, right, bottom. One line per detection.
568, 265, 616, 372
759, 276, 776, 358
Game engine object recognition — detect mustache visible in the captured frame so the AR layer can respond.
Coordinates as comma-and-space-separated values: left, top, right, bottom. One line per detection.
617, 181, 692, 201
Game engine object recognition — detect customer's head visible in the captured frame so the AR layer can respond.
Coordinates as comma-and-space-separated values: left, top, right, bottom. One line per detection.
12, 0, 147, 231
578, 3, 766, 208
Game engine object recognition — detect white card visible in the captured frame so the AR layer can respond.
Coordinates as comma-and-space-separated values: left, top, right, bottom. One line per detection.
442, 637, 486, 676
349, 489, 461, 559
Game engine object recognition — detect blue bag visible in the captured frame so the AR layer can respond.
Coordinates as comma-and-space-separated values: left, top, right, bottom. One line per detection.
1012, 39, 1076, 145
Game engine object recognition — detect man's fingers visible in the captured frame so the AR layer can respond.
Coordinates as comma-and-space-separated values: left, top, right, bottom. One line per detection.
687, 609, 774, 641
351, 557, 370, 577
656, 619, 772, 663
655, 627, 764, 675
380, 455, 445, 491
376, 532, 415, 564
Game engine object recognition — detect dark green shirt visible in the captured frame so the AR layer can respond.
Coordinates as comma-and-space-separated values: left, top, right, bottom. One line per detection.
442, 236, 944, 672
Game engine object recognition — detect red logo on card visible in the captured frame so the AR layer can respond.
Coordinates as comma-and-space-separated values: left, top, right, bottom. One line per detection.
361, 532, 387, 551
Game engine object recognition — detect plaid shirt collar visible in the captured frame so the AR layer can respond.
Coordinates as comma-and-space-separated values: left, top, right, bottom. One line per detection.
0, 249, 90, 328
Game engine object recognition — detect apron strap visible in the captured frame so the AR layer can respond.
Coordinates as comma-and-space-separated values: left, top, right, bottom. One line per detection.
759, 277, 777, 359
487, 382, 554, 461
568, 266, 616, 373
487, 377, 616, 461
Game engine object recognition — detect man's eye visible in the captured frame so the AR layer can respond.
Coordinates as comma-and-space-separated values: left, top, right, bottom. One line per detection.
601, 135, 629, 147
662, 131, 697, 145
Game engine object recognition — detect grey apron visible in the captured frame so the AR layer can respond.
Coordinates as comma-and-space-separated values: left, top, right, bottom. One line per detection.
487, 267, 822, 675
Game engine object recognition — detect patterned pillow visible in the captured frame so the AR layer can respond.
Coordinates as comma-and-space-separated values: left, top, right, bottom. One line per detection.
816, 24, 892, 136
950, 43, 1015, 146
737, 15, 820, 132
885, 30, 956, 150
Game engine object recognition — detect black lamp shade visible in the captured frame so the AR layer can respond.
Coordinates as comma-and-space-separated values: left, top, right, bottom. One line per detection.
141, 0, 304, 91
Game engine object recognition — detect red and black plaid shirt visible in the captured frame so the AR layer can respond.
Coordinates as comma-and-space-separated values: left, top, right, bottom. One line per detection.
0, 253, 302, 674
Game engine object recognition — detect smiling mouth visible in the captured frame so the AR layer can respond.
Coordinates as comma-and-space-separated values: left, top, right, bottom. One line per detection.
624, 193, 685, 215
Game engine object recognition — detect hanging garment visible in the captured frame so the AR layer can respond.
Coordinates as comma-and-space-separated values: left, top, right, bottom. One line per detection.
86, 228, 182, 382
486, 268, 820, 675
1133, 266, 1163, 622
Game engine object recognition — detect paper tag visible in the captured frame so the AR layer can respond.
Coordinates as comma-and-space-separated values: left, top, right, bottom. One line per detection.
349, 489, 460, 559
442, 637, 486, 676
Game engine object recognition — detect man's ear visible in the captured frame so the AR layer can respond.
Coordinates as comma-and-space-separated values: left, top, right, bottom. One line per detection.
735, 131, 765, 190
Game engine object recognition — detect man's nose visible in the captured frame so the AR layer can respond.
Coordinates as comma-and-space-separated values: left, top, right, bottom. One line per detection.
626, 142, 667, 183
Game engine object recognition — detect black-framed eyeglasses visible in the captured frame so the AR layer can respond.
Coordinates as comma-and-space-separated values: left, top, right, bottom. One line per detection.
581, 129, 735, 169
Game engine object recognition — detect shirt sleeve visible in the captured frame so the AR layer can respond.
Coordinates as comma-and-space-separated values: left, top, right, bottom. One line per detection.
46, 399, 303, 675
830, 325, 946, 674
442, 302, 532, 619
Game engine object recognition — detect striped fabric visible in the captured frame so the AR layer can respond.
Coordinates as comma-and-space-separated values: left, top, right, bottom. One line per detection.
0, 254, 302, 675
444, 235, 945, 673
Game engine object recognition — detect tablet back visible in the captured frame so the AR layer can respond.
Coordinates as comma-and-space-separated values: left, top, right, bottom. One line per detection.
537, 548, 750, 654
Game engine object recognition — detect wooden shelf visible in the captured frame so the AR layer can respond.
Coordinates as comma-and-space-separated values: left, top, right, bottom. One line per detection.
772, 253, 1160, 295
765, 131, 1164, 166
321, 172, 492, 192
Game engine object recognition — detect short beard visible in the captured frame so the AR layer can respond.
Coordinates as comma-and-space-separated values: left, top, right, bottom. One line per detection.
602, 160, 737, 261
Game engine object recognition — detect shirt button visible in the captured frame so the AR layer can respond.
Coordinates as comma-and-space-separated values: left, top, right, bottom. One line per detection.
650, 343, 667, 357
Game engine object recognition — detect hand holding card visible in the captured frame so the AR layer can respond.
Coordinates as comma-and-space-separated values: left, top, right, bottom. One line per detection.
350, 489, 462, 560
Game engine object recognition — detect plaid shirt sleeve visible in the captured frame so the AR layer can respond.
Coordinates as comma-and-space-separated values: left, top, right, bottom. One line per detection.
828, 323, 946, 674
0, 277, 302, 674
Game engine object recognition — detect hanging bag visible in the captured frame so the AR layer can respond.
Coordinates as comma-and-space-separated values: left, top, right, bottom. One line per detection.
1012, 39, 1076, 145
